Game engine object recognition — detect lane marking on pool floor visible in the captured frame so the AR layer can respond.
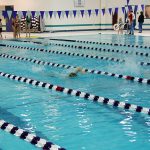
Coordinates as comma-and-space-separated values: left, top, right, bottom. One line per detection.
0, 53, 150, 85
3, 44, 150, 67
0, 120, 66, 150
0, 71, 150, 116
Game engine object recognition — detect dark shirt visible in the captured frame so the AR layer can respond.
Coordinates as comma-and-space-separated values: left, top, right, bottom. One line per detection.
138, 15, 144, 23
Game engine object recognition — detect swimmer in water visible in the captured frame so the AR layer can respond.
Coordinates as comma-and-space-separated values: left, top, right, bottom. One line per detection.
68, 67, 85, 77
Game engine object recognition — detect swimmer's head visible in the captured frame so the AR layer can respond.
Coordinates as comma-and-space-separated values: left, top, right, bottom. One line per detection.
68, 72, 77, 77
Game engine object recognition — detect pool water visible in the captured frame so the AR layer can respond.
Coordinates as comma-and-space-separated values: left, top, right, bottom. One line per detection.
0, 34, 150, 150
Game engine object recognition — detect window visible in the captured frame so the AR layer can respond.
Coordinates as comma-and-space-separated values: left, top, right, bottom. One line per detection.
74, 0, 85, 7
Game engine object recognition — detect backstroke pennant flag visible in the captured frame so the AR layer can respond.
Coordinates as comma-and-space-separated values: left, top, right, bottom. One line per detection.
73, 10, 77, 18
57, 11, 62, 18
134, 5, 138, 12
12, 11, 17, 18
141, 4, 144, 11
40, 11, 45, 18
101, 8, 105, 16
87, 9, 92, 17
65, 10, 69, 18
122, 7, 125, 14
127, 0, 130, 5
108, 8, 112, 15
80, 10, 84, 17
31, 11, 36, 18
95, 9, 99, 16
49, 11, 53, 18
2, 11, 8, 18
114, 7, 118, 14
22, 11, 27, 17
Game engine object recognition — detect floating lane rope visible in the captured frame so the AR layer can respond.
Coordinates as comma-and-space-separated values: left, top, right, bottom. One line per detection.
6, 39, 149, 58
4, 44, 150, 66
0, 71, 150, 116
75, 40, 150, 50
49, 42, 150, 58
0, 120, 66, 150
0, 53, 150, 85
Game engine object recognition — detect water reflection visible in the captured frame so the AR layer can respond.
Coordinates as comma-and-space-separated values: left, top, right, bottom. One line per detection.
120, 111, 150, 143
75, 102, 93, 133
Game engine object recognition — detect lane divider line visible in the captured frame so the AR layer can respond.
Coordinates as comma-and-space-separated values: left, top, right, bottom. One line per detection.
6, 39, 150, 58
0, 53, 150, 85
3, 44, 150, 66
0, 120, 66, 150
49, 42, 150, 58
0, 71, 150, 116
76, 39, 150, 50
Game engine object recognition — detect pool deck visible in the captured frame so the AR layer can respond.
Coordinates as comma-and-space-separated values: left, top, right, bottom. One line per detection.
1, 30, 150, 39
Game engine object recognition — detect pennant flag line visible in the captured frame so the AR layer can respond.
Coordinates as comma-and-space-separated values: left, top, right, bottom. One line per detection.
0, 5, 146, 19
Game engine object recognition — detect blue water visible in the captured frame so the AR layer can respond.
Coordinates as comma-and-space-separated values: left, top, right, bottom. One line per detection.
0, 34, 150, 150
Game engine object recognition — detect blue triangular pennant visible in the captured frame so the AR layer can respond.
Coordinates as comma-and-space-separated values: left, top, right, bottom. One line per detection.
128, 5, 132, 11
115, 8, 118, 14
49, 11, 53, 18
22, 11, 27, 17
108, 8, 112, 15
12, 11, 17, 18
122, 7, 125, 14
2, 11, 8, 18
134, 5, 138, 12
127, 0, 130, 5
87, 10, 92, 17
95, 9, 99, 16
80, 10, 84, 17
65, 10, 69, 18
141, 4, 144, 11
101, 9, 105, 16
40, 11, 45, 18
57, 11, 62, 18
31, 11, 36, 18
73, 10, 77, 18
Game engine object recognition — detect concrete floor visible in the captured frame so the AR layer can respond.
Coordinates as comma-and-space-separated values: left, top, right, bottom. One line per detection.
1, 30, 150, 40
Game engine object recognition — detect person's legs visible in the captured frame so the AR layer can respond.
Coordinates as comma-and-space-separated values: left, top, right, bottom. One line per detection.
131, 22, 134, 34
0, 28, 2, 38
0, 32, 2, 38
139, 23, 143, 33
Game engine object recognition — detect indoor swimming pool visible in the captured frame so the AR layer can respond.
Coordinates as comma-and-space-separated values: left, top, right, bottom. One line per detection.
0, 34, 150, 150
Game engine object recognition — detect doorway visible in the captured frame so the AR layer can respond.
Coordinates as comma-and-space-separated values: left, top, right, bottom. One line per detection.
112, 11, 118, 25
